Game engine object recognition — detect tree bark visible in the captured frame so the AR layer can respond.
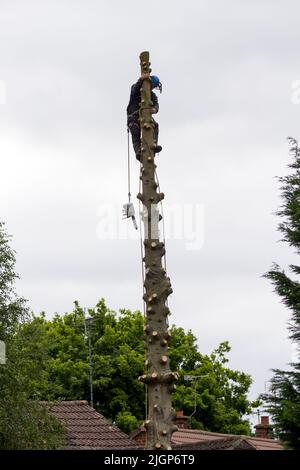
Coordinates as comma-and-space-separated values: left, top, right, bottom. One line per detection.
138, 51, 177, 450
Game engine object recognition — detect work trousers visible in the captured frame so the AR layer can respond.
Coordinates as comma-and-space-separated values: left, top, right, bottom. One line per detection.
128, 117, 159, 161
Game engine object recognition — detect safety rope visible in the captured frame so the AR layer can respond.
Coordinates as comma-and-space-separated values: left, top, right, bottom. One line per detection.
138, 170, 146, 319
154, 169, 169, 327
127, 129, 171, 419
154, 169, 167, 273
127, 128, 131, 204
127, 127, 148, 420
138, 165, 148, 420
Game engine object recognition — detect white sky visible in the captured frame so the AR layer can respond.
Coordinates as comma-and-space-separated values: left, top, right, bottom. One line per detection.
1, 0, 299, 426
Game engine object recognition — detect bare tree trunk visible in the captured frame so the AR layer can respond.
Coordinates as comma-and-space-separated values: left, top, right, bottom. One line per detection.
138, 51, 177, 450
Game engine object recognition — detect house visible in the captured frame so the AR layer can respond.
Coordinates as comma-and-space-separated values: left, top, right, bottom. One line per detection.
130, 412, 284, 450
48, 402, 283, 450
48, 400, 139, 450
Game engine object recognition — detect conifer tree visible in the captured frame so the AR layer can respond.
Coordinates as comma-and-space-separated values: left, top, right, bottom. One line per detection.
262, 137, 300, 449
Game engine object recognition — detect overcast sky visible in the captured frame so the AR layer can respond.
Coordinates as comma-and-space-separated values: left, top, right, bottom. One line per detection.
1, 0, 299, 426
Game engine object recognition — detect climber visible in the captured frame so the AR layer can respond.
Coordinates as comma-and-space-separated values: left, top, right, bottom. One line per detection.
127, 73, 162, 161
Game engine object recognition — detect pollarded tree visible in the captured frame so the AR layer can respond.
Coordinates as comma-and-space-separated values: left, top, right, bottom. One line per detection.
262, 138, 300, 449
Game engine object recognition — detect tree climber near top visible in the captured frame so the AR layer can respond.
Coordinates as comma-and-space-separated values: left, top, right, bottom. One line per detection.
127, 73, 162, 161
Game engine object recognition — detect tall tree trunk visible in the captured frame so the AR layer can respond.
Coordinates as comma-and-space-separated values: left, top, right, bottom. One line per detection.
138, 51, 177, 450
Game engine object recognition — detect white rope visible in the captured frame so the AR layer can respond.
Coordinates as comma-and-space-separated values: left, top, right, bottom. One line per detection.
138, 163, 148, 420
154, 169, 170, 327
154, 169, 167, 272
127, 128, 131, 203
138, 165, 146, 317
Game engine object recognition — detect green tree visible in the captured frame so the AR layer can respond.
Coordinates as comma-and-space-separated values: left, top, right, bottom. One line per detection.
18, 299, 257, 435
262, 137, 300, 449
18, 300, 146, 431
172, 341, 258, 435
115, 411, 139, 435
0, 222, 64, 449
0, 221, 27, 338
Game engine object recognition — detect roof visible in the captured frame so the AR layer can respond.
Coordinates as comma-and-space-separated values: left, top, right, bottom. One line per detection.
173, 436, 254, 450
131, 426, 284, 450
49, 401, 139, 450
172, 428, 283, 451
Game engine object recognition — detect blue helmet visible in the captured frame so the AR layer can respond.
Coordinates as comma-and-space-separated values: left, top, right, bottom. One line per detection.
151, 75, 162, 92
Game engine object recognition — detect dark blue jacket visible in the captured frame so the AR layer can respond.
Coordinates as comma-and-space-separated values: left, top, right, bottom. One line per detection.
127, 78, 159, 121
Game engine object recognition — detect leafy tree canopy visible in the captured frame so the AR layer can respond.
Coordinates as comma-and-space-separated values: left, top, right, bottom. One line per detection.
0, 222, 64, 449
15, 299, 258, 435
0, 222, 27, 338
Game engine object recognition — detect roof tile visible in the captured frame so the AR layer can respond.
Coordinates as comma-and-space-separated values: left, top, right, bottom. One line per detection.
172, 429, 283, 450
49, 400, 139, 450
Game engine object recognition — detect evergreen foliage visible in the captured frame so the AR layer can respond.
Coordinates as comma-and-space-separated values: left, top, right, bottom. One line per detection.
262, 138, 300, 449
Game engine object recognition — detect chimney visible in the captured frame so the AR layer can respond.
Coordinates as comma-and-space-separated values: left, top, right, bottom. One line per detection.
130, 411, 191, 448
130, 426, 146, 447
254, 416, 274, 439
175, 410, 191, 429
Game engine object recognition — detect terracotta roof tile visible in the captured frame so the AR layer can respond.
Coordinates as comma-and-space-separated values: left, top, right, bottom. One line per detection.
49, 401, 139, 450
171, 428, 283, 450
174, 436, 255, 450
